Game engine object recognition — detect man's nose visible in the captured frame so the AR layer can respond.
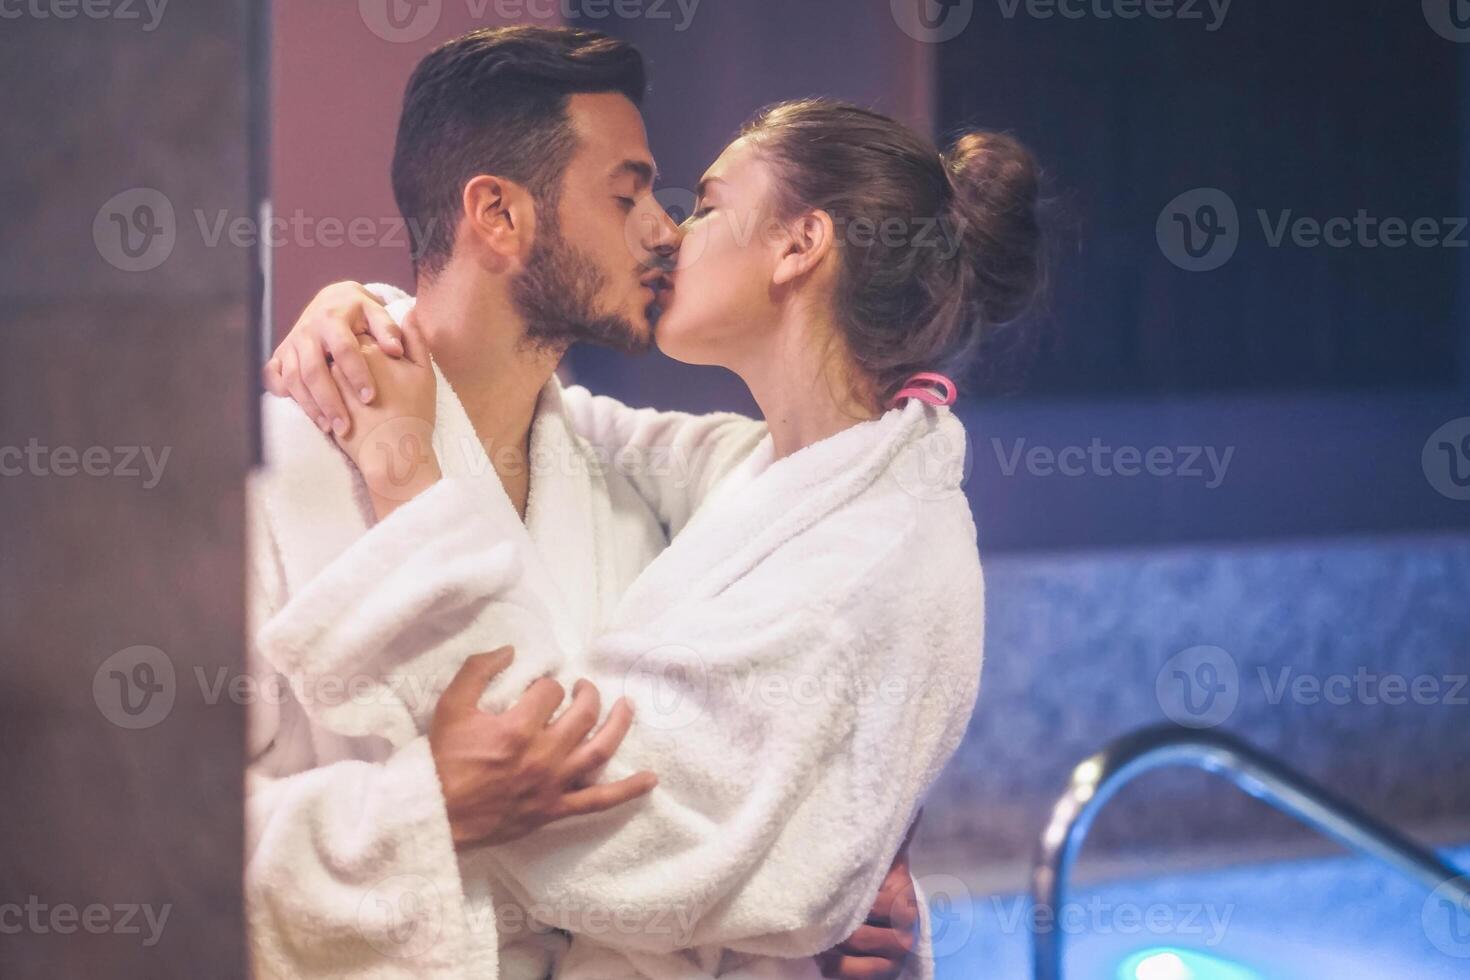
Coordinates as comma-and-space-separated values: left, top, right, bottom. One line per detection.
642, 198, 683, 255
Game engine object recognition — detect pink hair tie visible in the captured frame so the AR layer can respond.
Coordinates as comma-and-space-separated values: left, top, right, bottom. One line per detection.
888, 372, 957, 409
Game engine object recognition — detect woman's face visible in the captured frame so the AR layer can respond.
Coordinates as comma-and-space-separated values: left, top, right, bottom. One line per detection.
652, 137, 788, 367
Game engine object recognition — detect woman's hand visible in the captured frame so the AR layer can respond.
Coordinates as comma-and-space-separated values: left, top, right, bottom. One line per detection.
327, 316, 441, 521
263, 280, 408, 437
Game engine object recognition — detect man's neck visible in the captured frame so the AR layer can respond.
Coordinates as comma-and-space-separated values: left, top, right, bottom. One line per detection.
414, 271, 564, 519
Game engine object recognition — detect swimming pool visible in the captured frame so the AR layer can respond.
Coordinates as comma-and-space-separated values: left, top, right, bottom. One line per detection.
931, 844, 1470, 979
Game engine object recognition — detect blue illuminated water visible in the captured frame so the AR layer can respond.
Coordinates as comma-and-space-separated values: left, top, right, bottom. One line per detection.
931, 844, 1470, 979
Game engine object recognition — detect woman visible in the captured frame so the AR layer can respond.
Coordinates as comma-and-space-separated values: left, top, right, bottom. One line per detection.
263, 99, 1042, 979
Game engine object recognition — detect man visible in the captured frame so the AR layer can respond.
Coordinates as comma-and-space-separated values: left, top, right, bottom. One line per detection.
252, 25, 928, 980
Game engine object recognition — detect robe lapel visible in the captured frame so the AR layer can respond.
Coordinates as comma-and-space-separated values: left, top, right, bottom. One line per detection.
522, 376, 605, 646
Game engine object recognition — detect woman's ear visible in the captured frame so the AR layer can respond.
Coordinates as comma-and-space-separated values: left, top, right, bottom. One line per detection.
462, 174, 537, 265
772, 210, 836, 286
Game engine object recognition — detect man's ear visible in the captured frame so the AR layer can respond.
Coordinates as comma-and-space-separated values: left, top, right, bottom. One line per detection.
772, 210, 836, 287
462, 174, 537, 264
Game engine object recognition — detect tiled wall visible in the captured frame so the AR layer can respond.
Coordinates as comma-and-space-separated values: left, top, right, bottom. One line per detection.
916, 532, 1470, 889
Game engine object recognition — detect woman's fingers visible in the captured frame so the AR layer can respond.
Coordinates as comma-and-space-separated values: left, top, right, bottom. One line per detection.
279, 345, 331, 434
294, 337, 352, 436
553, 770, 658, 819
399, 309, 429, 366
262, 355, 288, 397
322, 320, 379, 407
354, 289, 405, 356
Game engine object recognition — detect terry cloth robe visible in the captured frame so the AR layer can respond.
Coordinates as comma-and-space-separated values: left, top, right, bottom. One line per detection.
252, 294, 982, 980
244, 298, 668, 978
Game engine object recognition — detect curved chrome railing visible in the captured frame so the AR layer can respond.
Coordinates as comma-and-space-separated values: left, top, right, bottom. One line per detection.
1031, 724, 1470, 980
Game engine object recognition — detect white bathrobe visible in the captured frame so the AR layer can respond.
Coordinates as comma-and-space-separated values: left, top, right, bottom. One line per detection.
246, 291, 972, 980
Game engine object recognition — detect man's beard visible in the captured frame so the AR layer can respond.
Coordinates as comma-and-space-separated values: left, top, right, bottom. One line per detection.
512, 217, 651, 355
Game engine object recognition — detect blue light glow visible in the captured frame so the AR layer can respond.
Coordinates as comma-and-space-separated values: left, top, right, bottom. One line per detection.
1116, 947, 1267, 980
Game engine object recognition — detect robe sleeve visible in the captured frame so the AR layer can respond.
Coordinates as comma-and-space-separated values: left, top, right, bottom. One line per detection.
557, 384, 767, 538
263, 476, 984, 966
485, 496, 983, 962
243, 433, 491, 980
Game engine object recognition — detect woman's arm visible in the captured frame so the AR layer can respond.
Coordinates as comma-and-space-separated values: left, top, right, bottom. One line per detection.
264, 478, 981, 965
264, 281, 768, 536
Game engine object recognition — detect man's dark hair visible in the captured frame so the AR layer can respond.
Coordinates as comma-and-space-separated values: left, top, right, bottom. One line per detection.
391, 26, 646, 279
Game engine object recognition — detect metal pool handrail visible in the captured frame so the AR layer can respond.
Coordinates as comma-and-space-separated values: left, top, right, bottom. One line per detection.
1030, 724, 1470, 980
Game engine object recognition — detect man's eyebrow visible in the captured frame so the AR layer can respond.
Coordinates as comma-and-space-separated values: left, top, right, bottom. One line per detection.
612, 159, 657, 189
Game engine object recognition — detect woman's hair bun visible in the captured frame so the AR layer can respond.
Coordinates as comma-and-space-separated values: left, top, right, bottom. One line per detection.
942, 130, 1044, 329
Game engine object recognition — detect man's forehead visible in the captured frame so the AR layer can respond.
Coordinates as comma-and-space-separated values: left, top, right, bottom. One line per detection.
566, 92, 657, 182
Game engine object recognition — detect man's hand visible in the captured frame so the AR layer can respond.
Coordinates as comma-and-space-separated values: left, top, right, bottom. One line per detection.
815, 811, 924, 980
264, 280, 407, 437
429, 647, 659, 850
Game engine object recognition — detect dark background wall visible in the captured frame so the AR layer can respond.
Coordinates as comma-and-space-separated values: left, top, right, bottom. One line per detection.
0, 2, 255, 977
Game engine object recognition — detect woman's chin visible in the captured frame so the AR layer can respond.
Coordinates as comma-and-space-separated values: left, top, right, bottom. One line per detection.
651, 311, 703, 365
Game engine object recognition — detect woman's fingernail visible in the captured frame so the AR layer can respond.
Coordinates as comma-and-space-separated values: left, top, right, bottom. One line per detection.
332, 417, 348, 436
316, 417, 331, 434
360, 388, 374, 404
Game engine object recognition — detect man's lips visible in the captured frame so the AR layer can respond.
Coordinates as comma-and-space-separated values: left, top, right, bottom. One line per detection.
640, 269, 674, 296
